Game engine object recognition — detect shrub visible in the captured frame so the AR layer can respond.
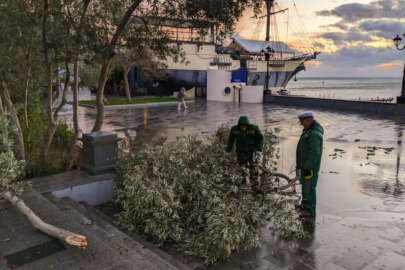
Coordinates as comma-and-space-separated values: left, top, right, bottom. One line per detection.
115, 126, 306, 264
0, 113, 26, 195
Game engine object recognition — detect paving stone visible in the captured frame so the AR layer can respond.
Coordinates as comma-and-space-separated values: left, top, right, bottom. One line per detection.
15, 250, 77, 270
323, 263, 347, 270
362, 251, 405, 270
334, 248, 377, 270
0, 225, 52, 257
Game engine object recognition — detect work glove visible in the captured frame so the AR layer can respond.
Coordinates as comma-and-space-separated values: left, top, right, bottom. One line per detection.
253, 151, 262, 163
303, 169, 314, 180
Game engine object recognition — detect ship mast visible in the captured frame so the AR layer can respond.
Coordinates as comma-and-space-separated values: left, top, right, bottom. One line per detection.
265, 0, 275, 42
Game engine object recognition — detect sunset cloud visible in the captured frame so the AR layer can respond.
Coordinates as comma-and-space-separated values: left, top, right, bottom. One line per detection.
235, 0, 405, 76
379, 60, 404, 68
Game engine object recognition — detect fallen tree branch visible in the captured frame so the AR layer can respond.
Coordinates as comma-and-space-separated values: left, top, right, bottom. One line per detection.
2, 191, 87, 248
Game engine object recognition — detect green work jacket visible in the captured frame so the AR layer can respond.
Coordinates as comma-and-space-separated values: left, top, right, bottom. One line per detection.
296, 120, 324, 172
226, 116, 264, 163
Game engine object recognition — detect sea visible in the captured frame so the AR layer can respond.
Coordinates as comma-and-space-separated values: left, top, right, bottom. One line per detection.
288, 77, 403, 102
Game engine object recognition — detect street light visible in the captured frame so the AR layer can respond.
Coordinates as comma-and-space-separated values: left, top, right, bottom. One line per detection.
393, 34, 405, 104
261, 46, 274, 95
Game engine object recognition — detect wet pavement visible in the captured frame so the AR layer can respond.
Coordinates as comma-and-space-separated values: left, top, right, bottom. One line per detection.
63, 100, 405, 269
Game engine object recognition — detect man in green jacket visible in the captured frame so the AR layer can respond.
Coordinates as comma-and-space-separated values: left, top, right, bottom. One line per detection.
296, 112, 324, 217
226, 116, 264, 185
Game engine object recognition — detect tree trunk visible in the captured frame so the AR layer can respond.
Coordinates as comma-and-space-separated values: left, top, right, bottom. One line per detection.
92, 59, 112, 132
41, 0, 57, 160
1, 83, 25, 161
54, 63, 70, 119
41, 59, 57, 160
3, 192, 87, 248
68, 60, 80, 170
124, 66, 132, 102
24, 41, 33, 129
53, 66, 61, 107
0, 95, 4, 115
92, 0, 142, 132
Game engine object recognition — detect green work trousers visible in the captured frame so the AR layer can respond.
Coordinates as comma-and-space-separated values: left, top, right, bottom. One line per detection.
300, 171, 319, 215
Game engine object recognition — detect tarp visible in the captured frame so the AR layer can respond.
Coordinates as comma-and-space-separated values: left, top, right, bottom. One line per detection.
231, 38, 295, 54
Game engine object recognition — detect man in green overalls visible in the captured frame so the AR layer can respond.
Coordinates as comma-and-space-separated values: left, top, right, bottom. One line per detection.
226, 116, 264, 185
296, 112, 324, 217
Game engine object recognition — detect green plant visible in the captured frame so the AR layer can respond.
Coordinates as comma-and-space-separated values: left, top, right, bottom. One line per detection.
53, 123, 74, 149
18, 104, 73, 178
0, 113, 26, 195
115, 126, 306, 264
252, 74, 260, 86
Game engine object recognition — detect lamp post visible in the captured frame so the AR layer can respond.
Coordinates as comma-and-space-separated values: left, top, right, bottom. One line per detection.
393, 34, 405, 104
262, 46, 274, 95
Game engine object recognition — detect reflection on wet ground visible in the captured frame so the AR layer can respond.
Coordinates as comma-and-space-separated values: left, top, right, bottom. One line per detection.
63, 100, 405, 269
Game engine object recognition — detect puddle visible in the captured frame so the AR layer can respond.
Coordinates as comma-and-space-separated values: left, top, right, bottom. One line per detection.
51, 179, 114, 206
61, 100, 405, 218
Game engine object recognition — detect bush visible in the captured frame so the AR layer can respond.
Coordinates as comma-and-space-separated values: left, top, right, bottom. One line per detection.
115, 126, 306, 264
0, 113, 26, 195
53, 123, 74, 149
19, 105, 74, 178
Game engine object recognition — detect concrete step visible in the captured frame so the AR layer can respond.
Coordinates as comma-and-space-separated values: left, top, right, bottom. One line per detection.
46, 195, 192, 270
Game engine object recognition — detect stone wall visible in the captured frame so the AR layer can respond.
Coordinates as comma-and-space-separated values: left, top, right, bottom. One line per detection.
264, 95, 405, 117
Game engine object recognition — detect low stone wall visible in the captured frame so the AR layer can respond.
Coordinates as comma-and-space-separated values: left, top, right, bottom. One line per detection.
264, 95, 405, 117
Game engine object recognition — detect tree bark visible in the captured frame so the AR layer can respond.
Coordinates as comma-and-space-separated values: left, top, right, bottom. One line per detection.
0, 95, 4, 115
68, 59, 80, 170
92, 59, 112, 132
92, 0, 142, 132
54, 63, 70, 119
1, 82, 25, 161
53, 66, 61, 107
3, 192, 87, 248
123, 66, 132, 102
41, 0, 57, 160
24, 38, 33, 129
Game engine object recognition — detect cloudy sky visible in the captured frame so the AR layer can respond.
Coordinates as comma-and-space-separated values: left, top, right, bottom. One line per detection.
236, 0, 405, 77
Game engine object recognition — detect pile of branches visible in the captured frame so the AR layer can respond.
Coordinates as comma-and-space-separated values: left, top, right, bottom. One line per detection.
115, 126, 306, 264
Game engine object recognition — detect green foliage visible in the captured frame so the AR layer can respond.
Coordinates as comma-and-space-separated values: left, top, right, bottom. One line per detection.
0, 113, 26, 195
116, 127, 306, 264
19, 106, 73, 178
80, 62, 102, 93
53, 123, 74, 150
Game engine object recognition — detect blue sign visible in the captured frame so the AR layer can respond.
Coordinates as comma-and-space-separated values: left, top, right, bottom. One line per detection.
231, 69, 248, 83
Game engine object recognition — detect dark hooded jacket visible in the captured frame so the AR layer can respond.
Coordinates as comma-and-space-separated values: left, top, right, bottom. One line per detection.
226, 116, 264, 163
296, 120, 324, 172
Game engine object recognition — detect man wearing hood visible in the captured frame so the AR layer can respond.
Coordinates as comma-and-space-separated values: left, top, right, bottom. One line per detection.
226, 116, 264, 185
296, 112, 324, 217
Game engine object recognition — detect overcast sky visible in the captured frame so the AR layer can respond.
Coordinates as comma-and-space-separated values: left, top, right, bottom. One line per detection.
236, 0, 405, 77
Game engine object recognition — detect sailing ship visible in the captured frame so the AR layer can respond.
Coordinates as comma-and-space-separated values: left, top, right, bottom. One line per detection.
130, 0, 319, 96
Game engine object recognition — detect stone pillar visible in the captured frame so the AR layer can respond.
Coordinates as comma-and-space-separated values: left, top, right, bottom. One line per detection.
80, 131, 118, 175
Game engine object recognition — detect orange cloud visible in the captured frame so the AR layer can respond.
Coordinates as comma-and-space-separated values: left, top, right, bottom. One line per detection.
379, 60, 404, 68
306, 60, 323, 68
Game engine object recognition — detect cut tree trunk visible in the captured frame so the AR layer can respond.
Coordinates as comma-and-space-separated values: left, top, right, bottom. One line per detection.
2, 192, 87, 248
1, 83, 25, 160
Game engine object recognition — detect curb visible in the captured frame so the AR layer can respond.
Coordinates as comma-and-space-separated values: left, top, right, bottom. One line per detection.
79, 100, 194, 110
